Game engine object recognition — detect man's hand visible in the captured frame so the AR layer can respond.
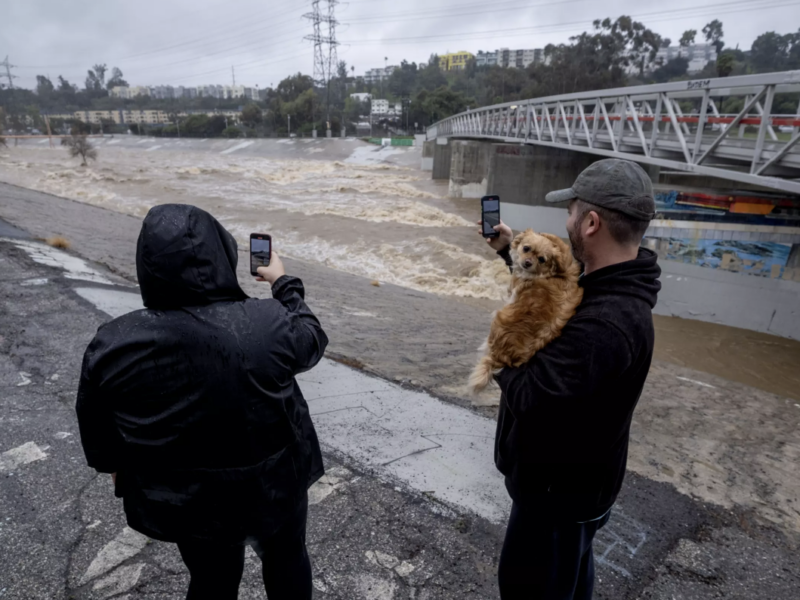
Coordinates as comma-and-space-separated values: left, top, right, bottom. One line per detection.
111, 472, 117, 484
255, 250, 286, 285
476, 219, 514, 251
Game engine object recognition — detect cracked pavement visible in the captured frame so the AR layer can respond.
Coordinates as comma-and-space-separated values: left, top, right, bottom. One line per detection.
0, 185, 799, 598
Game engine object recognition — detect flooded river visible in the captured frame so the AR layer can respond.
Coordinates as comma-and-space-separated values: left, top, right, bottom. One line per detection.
1, 137, 799, 400
0, 138, 510, 301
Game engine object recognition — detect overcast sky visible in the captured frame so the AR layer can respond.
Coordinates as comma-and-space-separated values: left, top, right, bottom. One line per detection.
3, 0, 799, 91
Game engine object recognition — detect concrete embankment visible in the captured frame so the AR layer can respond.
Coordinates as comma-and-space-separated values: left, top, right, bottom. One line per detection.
431, 138, 800, 341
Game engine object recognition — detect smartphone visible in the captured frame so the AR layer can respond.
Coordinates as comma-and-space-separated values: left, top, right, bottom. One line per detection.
250, 233, 272, 276
481, 195, 501, 238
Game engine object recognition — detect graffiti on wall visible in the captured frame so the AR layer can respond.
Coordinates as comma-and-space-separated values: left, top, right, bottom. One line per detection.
646, 237, 798, 280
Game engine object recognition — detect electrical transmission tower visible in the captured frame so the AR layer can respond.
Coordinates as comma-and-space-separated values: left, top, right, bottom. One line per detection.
1, 56, 18, 89
303, 0, 339, 126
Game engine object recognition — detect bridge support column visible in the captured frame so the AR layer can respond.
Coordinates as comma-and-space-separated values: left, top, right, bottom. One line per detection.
487, 145, 597, 235
432, 138, 452, 180
448, 140, 493, 198
421, 140, 434, 171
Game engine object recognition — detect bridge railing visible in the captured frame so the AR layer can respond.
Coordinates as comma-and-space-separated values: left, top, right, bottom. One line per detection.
427, 71, 800, 195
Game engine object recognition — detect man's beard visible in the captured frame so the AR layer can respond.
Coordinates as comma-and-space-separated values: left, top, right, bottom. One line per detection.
568, 221, 586, 264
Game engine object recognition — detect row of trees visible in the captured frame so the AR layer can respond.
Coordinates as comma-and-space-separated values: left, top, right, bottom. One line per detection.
2, 18, 799, 137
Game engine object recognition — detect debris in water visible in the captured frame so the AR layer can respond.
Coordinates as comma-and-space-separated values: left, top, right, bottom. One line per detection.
45, 236, 71, 249
371, 280, 381, 287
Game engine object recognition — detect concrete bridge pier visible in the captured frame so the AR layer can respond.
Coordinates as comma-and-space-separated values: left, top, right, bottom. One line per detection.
485, 144, 597, 234
432, 138, 453, 180
448, 140, 493, 198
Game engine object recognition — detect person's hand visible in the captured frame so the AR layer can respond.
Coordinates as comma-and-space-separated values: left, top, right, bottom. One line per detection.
111, 472, 117, 484
255, 250, 286, 285
476, 219, 513, 251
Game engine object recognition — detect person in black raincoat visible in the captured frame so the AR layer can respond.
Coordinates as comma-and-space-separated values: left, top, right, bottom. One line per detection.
76, 204, 327, 600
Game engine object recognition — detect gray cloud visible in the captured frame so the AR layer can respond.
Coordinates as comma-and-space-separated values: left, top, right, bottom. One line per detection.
3, 0, 798, 90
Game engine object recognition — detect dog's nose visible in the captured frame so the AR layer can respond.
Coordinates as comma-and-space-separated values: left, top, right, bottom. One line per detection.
523, 260, 533, 268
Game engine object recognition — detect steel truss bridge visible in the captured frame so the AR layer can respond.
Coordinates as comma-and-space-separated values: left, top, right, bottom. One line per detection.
427, 71, 800, 195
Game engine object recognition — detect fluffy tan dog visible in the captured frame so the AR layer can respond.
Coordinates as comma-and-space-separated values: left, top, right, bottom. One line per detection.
469, 229, 583, 392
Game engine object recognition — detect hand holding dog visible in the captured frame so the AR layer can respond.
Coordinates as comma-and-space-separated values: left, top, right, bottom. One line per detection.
477, 219, 514, 251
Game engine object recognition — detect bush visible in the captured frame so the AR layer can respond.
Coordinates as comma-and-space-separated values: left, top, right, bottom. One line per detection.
222, 126, 242, 138
61, 134, 97, 166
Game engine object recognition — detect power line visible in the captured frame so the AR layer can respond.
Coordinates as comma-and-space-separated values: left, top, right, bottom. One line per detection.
341, 0, 793, 46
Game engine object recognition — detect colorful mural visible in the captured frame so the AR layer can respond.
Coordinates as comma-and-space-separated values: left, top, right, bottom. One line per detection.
647, 188, 800, 281
647, 237, 797, 279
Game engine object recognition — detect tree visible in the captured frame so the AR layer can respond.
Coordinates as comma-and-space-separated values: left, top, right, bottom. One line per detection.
388, 60, 418, 98
716, 52, 735, 77
85, 63, 107, 92
61, 134, 97, 166
106, 67, 128, 90
679, 29, 697, 48
240, 103, 263, 127
222, 126, 242, 138
58, 76, 76, 93
36, 75, 55, 96
650, 56, 689, 83
420, 86, 474, 122
529, 17, 662, 95
750, 31, 797, 72
702, 20, 725, 54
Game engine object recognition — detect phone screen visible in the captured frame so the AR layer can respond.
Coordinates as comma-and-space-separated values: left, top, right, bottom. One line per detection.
250, 236, 271, 273
482, 198, 500, 236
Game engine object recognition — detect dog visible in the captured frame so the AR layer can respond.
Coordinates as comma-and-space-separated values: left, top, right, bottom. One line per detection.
469, 229, 583, 392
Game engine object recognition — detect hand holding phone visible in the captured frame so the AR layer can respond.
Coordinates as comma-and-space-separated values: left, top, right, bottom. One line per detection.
250, 233, 272, 276
481, 196, 501, 238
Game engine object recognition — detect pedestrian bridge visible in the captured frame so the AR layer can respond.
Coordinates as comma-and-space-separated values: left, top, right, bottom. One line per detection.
427, 71, 800, 195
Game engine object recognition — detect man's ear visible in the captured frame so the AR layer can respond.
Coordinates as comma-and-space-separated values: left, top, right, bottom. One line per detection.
585, 210, 602, 236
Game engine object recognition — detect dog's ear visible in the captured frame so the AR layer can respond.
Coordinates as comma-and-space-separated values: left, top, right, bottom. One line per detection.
511, 231, 527, 250
539, 233, 571, 272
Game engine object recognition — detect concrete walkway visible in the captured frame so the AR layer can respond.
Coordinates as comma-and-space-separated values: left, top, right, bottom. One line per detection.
1, 234, 510, 525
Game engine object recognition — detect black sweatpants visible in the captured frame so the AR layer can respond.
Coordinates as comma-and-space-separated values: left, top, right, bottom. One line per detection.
176, 496, 311, 600
498, 502, 610, 600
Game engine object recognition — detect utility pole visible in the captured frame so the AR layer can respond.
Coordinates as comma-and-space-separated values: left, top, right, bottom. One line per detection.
287, 115, 291, 137
304, 1, 339, 128
232, 66, 236, 88
1, 56, 17, 89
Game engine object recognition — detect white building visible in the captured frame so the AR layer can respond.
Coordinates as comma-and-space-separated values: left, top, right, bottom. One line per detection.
110, 86, 130, 99
654, 42, 718, 74
371, 99, 402, 117
476, 48, 544, 69
364, 66, 398, 84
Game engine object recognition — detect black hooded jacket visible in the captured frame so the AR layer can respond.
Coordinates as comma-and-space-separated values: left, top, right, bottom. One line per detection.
495, 248, 661, 521
76, 204, 328, 542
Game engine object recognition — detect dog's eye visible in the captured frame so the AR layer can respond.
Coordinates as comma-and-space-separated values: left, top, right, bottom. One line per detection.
538, 256, 546, 264
522, 246, 531, 253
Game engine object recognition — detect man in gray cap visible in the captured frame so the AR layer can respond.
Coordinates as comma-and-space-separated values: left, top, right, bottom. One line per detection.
483, 158, 661, 599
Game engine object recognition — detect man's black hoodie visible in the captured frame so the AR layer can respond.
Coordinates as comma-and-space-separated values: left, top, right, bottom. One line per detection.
495, 248, 661, 521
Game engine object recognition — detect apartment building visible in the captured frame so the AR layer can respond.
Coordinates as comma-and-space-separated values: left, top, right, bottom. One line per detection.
371, 99, 402, 117
364, 66, 398, 84
109, 84, 258, 101
654, 42, 718, 74
438, 51, 474, 71
476, 48, 545, 69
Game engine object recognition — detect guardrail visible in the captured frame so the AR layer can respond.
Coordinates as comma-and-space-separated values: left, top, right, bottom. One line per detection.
427, 71, 800, 195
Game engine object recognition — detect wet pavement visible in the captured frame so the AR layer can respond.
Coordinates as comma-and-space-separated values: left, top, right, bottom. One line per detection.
1, 192, 799, 598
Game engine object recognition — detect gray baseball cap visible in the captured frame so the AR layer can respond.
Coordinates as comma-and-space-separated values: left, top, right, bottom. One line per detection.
544, 159, 656, 221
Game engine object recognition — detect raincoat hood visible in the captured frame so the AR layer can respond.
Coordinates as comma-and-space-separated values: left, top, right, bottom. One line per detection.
136, 204, 248, 309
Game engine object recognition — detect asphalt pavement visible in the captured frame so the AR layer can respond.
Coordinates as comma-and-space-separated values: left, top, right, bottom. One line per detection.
0, 203, 799, 598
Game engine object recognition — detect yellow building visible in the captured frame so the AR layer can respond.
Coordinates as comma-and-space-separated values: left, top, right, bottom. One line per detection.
438, 51, 474, 71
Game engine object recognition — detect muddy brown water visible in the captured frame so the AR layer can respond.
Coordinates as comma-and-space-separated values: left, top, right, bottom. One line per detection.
1, 139, 797, 403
